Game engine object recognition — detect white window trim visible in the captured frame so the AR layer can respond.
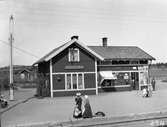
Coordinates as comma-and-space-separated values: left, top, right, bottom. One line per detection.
77, 73, 78, 89
53, 88, 96, 92
52, 72, 95, 75
65, 73, 85, 90
68, 48, 80, 62
82, 73, 85, 89
65, 74, 67, 90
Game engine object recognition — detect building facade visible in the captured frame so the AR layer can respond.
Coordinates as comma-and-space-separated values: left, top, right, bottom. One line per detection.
34, 36, 155, 97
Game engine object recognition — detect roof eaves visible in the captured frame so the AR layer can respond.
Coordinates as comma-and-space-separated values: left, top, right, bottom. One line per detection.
136, 47, 156, 60
44, 40, 74, 61
32, 41, 71, 65
34, 39, 104, 65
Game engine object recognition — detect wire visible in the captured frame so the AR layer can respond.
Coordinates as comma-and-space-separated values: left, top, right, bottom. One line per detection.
0, 39, 40, 58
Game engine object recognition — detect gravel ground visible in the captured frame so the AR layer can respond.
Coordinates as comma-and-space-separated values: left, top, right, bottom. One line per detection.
1, 80, 167, 127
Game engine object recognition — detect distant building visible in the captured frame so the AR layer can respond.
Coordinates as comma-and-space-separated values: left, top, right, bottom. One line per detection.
15, 68, 37, 82
34, 36, 155, 97
0, 65, 37, 88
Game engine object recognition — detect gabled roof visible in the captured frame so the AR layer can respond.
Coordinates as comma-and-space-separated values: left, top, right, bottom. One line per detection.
18, 68, 31, 74
34, 39, 104, 65
34, 39, 155, 65
89, 46, 155, 60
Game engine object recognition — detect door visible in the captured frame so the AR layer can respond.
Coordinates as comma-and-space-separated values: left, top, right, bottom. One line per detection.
131, 72, 139, 90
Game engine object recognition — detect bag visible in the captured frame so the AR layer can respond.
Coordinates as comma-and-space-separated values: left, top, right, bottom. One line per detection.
73, 106, 81, 118
95, 111, 105, 117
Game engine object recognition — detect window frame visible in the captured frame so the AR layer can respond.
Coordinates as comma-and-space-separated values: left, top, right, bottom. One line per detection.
68, 48, 80, 62
65, 73, 84, 90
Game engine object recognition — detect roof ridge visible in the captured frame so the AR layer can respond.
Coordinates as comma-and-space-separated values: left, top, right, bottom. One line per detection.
88, 45, 138, 47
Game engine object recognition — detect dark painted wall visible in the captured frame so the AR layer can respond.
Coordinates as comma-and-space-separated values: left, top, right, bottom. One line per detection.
52, 73, 96, 90
84, 73, 96, 88
53, 89, 96, 97
52, 43, 95, 73
53, 74, 65, 90
38, 62, 50, 74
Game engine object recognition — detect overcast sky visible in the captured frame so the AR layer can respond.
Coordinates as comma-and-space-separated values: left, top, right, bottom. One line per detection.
0, 0, 167, 67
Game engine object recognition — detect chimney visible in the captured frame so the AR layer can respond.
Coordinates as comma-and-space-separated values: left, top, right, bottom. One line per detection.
71, 35, 79, 40
102, 37, 107, 47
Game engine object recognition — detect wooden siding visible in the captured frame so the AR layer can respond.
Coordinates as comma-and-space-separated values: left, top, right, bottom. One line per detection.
52, 43, 95, 73
38, 62, 50, 74
53, 74, 65, 90
53, 89, 96, 97
84, 73, 96, 88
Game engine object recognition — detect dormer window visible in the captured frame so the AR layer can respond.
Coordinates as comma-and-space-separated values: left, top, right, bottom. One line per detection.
69, 48, 80, 62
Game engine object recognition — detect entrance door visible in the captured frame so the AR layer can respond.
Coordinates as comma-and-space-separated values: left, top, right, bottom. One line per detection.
131, 72, 139, 90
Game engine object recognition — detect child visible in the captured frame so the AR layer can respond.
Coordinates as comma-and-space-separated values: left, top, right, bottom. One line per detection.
142, 87, 148, 98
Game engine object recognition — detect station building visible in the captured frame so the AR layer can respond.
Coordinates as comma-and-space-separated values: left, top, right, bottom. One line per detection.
34, 36, 155, 97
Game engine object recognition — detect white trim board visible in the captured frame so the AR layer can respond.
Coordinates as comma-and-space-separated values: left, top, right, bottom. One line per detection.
52, 72, 96, 75
95, 59, 98, 95
98, 85, 131, 88
52, 88, 96, 92
50, 59, 53, 98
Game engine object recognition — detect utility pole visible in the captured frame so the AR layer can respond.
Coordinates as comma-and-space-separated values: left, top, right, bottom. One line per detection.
9, 15, 14, 101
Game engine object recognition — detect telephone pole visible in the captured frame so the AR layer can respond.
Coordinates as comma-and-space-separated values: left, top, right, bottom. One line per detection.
9, 15, 14, 101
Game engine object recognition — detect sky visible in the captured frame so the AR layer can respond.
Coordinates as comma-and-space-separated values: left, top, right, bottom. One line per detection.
0, 0, 167, 67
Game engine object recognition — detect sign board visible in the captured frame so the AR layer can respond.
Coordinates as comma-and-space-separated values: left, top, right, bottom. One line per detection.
65, 65, 84, 70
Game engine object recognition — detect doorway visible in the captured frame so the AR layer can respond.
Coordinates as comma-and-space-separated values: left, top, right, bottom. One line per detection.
131, 72, 139, 90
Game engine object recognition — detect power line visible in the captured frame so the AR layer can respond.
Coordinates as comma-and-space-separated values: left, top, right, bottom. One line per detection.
0, 39, 40, 58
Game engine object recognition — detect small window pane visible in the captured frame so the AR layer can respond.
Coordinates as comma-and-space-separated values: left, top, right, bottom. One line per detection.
78, 74, 83, 89
69, 48, 79, 62
73, 74, 77, 89
67, 74, 71, 89
73, 50, 78, 61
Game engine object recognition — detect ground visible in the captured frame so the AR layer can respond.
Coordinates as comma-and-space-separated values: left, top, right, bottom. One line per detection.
1, 80, 167, 127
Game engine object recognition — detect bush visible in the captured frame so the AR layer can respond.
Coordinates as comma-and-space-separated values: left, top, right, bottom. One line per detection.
36, 73, 50, 97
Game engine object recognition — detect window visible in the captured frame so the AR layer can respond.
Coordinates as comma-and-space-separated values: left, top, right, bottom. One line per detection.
72, 74, 77, 89
139, 60, 148, 64
100, 72, 130, 87
78, 74, 84, 89
130, 61, 139, 64
112, 60, 129, 65
114, 72, 130, 85
65, 73, 84, 90
69, 48, 80, 62
67, 74, 71, 89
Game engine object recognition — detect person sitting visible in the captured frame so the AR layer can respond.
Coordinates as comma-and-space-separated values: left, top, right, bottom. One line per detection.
142, 87, 148, 98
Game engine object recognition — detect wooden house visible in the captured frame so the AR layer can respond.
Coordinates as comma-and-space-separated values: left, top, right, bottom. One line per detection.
34, 36, 155, 97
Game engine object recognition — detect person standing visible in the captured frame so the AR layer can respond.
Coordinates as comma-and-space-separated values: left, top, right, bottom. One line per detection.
82, 95, 93, 119
151, 77, 156, 91
75, 93, 82, 111
73, 93, 82, 118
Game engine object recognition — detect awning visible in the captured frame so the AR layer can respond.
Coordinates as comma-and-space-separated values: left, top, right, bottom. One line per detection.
99, 71, 117, 84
